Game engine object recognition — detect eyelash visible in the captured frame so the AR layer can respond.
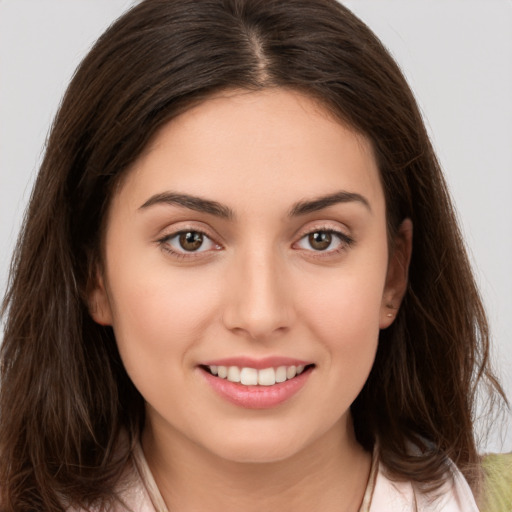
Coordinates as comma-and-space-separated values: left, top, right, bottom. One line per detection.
157, 226, 354, 260
294, 227, 354, 257
157, 228, 221, 260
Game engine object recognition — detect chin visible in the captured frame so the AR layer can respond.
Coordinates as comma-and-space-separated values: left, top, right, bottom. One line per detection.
217, 445, 300, 465
203, 429, 312, 465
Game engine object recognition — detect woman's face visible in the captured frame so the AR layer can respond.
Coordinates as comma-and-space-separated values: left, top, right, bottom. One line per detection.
90, 89, 409, 464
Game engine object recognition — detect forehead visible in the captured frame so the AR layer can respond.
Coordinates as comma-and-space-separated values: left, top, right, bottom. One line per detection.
114, 88, 384, 217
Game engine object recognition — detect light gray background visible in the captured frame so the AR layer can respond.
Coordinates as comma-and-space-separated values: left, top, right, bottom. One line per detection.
1, 0, 511, 452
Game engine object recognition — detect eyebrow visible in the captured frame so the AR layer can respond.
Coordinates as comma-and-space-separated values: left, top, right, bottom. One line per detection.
139, 192, 234, 219
289, 191, 371, 216
139, 190, 371, 218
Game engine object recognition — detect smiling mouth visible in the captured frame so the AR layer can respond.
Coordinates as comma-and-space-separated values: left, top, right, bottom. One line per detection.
200, 364, 315, 386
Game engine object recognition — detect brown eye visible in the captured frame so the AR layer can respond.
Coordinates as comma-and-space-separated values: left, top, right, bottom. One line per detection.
161, 229, 219, 257
179, 231, 204, 251
308, 231, 332, 251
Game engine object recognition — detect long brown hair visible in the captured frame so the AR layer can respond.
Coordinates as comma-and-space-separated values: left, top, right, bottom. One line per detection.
0, 0, 506, 510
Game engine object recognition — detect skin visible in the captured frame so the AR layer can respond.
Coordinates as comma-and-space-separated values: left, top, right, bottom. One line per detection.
90, 88, 412, 512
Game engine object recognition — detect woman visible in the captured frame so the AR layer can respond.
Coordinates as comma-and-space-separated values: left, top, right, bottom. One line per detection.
0, 1, 506, 510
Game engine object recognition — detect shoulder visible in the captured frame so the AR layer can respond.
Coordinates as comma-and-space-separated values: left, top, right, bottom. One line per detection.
368, 458, 480, 512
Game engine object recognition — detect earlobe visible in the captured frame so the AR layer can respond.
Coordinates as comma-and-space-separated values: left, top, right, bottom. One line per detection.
87, 272, 113, 326
380, 218, 413, 329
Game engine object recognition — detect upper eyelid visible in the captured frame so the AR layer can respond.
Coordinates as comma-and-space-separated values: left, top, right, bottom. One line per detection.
158, 229, 222, 259
295, 229, 353, 246
294, 221, 352, 238
166, 231, 218, 251
293, 222, 355, 250
157, 223, 222, 244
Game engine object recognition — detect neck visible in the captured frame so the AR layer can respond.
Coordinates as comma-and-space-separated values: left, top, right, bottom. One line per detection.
142, 415, 372, 512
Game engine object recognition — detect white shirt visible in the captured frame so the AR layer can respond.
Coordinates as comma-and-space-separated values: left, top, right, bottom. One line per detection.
103, 443, 480, 512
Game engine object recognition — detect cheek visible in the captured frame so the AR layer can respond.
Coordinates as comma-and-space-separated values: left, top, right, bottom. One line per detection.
107, 265, 221, 374
296, 259, 387, 372
282, 268, 384, 437
314, 289, 381, 368
303, 264, 385, 329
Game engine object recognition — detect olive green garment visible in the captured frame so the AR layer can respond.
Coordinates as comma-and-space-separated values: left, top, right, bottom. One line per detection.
481, 453, 512, 512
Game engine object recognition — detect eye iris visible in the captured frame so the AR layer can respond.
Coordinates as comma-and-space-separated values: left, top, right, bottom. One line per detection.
309, 231, 332, 250
179, 231, 203, 251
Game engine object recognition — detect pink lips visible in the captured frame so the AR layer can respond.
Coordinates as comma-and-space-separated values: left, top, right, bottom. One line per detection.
198, 357, 313, 409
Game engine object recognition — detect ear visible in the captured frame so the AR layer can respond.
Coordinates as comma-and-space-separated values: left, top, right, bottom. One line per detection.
87, 270, 113, 326
380, 218, 413, 329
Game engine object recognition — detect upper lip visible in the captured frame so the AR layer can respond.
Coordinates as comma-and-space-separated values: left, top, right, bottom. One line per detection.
200, 356, 312, 369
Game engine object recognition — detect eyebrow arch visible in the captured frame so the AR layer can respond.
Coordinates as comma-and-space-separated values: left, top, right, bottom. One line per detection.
139, 192, 234, 219
289, 191, 371, 216
139, 189, 370, 219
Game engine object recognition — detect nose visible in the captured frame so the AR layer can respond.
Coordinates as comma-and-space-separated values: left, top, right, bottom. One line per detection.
222, 246, 294, 341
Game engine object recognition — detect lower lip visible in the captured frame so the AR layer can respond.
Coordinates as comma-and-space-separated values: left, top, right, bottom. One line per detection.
200, 367, 313, 409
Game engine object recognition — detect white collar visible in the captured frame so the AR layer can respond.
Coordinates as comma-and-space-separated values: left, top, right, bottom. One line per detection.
127, 442, 479, 512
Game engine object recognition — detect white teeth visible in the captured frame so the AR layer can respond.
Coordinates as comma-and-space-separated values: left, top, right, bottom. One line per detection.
240, 367, 258, 385
275, 366, 287, 383
207, 364, 310, 386
227, 366, 240, 383
286, 366, 297, 379
258, 367, 276, 386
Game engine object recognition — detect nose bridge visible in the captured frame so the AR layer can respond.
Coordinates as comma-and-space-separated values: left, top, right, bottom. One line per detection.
222, 241, 292, 339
